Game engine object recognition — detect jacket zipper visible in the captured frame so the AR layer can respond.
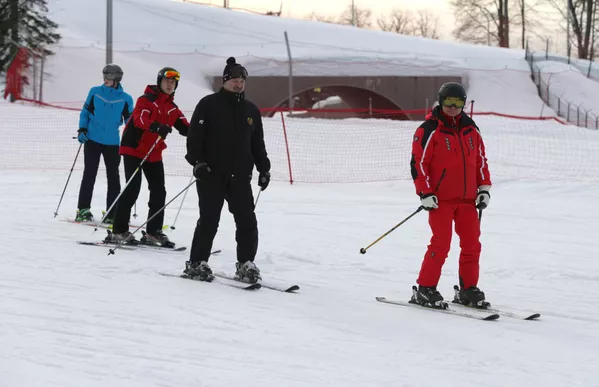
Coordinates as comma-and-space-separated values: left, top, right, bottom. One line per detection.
454, 117, 467, 199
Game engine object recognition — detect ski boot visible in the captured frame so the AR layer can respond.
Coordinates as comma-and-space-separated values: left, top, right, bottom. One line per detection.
101, 210, 114, 225
140, 230, 175, 248
452, 285, 490, 308
104, 230, 139, 245
409, 285, 448, 309
183, 260, 214, 282
234, 261, 262, 284
75, 208, 94, 222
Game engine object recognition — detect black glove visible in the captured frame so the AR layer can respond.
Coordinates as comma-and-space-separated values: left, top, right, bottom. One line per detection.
193, 162, 210, 181
77, 128, 88, 144
258, 171, 271, 191
476, 185, 491, 210
149, 122, 172, 139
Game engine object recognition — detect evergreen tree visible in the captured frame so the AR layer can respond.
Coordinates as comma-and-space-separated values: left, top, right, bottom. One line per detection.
0, 0, 61, 75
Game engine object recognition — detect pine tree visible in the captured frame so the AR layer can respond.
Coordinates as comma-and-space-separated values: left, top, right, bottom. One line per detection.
0, 0, 61, 75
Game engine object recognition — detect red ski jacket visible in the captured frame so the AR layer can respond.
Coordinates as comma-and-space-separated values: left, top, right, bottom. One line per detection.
410, 106, 491, 201
120, 85, 189, 162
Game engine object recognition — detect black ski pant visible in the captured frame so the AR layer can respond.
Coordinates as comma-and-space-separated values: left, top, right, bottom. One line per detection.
190, 173, 258, 264
77, 140, 121, 217
112, 155, 166, 235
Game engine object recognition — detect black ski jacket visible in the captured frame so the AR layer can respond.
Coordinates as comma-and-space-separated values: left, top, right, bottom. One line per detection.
186, 88, 270, 177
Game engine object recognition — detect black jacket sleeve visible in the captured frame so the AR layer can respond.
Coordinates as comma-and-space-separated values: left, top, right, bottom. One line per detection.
185, 98, 208, 166
250, 107, 271, 174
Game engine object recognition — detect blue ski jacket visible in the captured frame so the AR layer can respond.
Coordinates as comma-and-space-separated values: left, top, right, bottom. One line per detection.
79, 83, 134, 145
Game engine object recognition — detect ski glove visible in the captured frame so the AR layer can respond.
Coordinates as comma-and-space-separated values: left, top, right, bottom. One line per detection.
193, 162, 211, 181
149, 122, 172, 139
258, 171, 271, 191
476, 185, 491, 210
420, 193, 438, 211
77, 128, 88, 144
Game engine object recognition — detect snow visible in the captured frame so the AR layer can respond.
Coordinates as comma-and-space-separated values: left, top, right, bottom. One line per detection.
532, 60, 599, 126
3, 1, 599, 385
2, 94, 599, 386
39, 0, 550, 116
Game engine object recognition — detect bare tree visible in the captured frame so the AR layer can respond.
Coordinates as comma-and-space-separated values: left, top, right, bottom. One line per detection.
307, 11, 337, 24
377, 9, 413, 34
416, 9, 440, 39
307, 5, 372, 29
451, 0, 511, 47
377, 9, 440, 39
546, 0, 598, 59
339, 4, 372, 28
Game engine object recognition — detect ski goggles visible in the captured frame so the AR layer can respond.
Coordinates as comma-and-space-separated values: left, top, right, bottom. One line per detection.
163, 70, 180, 81
442, 97, 466, 109
103, 72, 121, 80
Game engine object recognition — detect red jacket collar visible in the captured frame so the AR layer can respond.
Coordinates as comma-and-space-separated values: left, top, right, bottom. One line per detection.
145, 85, 174, 104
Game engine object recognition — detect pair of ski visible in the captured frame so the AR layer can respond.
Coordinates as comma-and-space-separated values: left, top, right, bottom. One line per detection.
160, 271, 300, 293
377, 285, 541, 321
76, 240, 190, 253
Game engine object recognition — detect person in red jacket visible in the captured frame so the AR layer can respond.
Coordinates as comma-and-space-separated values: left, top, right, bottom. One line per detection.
410, 82, 491, 308
106, 67, 189, 247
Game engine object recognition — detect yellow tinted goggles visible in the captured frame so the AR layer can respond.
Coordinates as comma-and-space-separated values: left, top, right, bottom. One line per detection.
442, 97, 465, 108
164, 70, 180, 81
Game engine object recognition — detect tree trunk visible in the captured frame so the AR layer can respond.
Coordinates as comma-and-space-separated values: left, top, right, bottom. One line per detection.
10, 0, 19, 57
520, 0, 526, 49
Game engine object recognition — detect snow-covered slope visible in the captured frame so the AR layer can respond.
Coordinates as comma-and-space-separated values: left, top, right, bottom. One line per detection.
40, 0, 552, 115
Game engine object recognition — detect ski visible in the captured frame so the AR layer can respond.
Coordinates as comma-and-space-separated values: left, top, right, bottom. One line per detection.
76, 240, 138, 250
214, 272, 299, 293
159, 272, 261, 290
61, 218, 168, 230
77, 240, 223, 256
76, 240, 187, 252
451, 285, 540, 320
375, 297, 500, 321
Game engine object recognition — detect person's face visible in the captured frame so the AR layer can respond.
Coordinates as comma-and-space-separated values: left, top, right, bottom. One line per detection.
160, 78, 177, 95
224, 78, 246, 93
104, 79, 115, 87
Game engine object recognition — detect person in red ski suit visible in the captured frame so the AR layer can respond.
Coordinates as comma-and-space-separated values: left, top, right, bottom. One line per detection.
108, 67, 189, 247
410, 82, 492, 307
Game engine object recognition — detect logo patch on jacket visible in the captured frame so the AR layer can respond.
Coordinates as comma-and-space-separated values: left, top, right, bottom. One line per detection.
247, 117, 254, 126
445, 138, 451, 150
413, 135, 419, 143
469, 137, 474, 150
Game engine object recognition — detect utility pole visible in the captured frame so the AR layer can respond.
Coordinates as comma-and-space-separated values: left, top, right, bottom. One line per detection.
106, 0, 113, 64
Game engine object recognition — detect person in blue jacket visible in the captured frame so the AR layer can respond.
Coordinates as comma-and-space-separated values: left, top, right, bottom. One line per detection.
75, 64, 134, 223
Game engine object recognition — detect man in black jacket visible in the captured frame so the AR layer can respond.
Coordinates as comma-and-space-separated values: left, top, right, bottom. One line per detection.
184, 57, 271, 283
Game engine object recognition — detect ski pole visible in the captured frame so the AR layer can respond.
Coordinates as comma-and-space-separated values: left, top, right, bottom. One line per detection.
359, 206, 424, 254
478, 208, 483, 223
170, 174, 195, 230
108, 177, 198, 255
133, 202, 138, 218
359, 169, 446, 254
94, 136, 162, 231
254, 189, 262, 209
54, 142, 83, 218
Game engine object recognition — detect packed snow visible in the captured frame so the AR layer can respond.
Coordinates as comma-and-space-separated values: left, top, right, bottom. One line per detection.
2, 0, 599, 386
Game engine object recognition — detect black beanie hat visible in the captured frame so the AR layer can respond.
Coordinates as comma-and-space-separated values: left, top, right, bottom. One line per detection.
222, 57, 248, 83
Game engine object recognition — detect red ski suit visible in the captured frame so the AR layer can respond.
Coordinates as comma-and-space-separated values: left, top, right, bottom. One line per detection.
410, 106, 491, 289
120, 85, 189, 162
